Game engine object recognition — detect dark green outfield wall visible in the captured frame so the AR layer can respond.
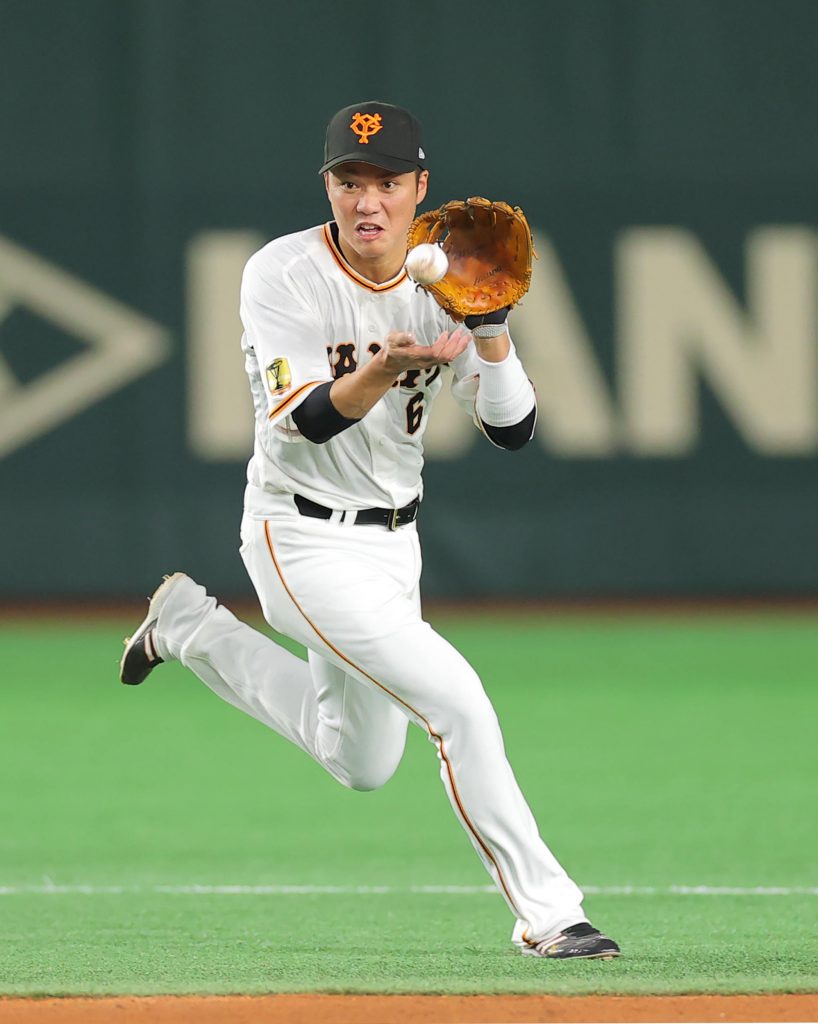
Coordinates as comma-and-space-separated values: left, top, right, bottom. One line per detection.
1, 0, 817, 598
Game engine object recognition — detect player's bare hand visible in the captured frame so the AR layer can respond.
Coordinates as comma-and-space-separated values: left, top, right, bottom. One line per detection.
380, 328, 471, 373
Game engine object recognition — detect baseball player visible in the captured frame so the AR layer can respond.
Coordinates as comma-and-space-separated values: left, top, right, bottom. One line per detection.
120, 101, 620, 960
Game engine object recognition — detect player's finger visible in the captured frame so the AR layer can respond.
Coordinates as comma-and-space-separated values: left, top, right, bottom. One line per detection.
434, 328, 471, 362
426, 329, 457, 358
433, 326, 466, 348
445, 328, 472, 358
430, 339, 456, 363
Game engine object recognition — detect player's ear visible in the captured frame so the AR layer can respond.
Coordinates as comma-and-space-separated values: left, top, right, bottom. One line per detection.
323, 171, 332, 199
416, 170, 429, 204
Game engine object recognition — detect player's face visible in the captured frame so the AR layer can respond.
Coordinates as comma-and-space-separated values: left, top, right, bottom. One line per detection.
325, 163, 429, 279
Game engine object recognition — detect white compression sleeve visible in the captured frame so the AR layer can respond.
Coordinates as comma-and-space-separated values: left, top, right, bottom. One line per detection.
475, 342, 536, 427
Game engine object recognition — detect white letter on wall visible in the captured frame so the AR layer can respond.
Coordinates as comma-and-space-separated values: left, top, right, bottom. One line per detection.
187, 231, 263, 460
619, 228, 818, 455
513, 232, 618, 455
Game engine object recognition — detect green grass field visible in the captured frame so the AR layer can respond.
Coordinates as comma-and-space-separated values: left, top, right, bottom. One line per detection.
1, 612, 816, 996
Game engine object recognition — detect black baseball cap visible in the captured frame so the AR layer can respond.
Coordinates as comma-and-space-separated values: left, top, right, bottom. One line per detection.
319, 101, 426, 175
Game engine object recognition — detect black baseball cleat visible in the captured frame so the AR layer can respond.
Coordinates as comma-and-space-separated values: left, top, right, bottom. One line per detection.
523, 922, 621, 960
119, 573, 185, 685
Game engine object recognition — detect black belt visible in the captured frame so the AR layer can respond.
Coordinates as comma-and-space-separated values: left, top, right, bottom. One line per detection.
294, 494, 419, 530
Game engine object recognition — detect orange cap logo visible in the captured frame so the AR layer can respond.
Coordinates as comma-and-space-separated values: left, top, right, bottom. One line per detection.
349, 112, 383, 145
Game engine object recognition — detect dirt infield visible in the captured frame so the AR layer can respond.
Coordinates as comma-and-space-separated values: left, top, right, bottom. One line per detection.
0, 995, 816, 1023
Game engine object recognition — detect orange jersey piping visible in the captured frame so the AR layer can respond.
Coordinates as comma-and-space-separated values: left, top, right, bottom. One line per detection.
322, 223, 408, 293
262, 520, 521, 916
267, 380, 325, 421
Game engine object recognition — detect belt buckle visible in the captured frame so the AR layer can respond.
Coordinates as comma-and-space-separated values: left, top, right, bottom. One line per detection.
388, 507, 400, 531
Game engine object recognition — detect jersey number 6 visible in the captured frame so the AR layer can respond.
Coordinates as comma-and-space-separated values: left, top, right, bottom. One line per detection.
406, 393, 424, 435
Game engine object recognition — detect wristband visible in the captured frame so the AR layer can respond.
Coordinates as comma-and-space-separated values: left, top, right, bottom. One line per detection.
472, 323, 508, 338
464, 306, 510, 331
475, 342, 536, 427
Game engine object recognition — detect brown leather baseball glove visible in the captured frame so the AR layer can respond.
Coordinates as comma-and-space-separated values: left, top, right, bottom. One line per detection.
407, 197, 535, 322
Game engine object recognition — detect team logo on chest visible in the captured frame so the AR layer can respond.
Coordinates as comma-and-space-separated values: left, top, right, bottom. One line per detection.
326, 342, 440, 391
327, 343, 358, 379
325, 341, 440, 437
266, 357, 292, 394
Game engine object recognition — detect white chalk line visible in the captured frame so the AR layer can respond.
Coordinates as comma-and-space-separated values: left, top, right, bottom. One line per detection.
0, 883, 815, 897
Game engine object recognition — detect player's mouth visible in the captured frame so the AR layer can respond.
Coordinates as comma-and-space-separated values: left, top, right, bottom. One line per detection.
355, 222, 385, 240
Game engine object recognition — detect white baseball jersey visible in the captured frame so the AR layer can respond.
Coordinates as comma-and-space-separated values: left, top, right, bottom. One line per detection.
146, 220, 586, 954
241, 222, 483, 513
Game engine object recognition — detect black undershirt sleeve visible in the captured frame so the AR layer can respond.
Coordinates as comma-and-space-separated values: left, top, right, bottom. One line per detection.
292, 380, 535, 449
291, 381, 361, 444
480, 406, 537, 451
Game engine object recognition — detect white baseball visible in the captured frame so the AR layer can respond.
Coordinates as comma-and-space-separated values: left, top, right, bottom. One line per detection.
405, 243, 448, 285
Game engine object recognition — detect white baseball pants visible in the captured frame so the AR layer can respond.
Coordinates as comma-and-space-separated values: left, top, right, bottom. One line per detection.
154, 499, 586, 946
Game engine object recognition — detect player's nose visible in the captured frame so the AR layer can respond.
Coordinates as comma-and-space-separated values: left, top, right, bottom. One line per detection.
356, 187, 382, 214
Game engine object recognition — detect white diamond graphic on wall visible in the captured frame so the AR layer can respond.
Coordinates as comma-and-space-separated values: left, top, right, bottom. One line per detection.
0, 235, 170, 458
